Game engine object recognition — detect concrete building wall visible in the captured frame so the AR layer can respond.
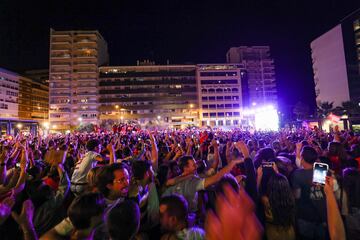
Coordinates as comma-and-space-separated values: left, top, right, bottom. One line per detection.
0, 68, 19, 119
196, 64, 242, 127
311, 24, 350, 107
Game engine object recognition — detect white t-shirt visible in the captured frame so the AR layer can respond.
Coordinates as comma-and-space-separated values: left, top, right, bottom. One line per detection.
71, 151, 100, 184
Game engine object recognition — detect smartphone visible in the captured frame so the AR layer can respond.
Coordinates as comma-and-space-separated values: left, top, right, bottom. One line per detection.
312, 162, 328, 185
216, 140, 220, 145
178, 143, 181, 147
15, 162, 21, 168
138, 138, 141, 141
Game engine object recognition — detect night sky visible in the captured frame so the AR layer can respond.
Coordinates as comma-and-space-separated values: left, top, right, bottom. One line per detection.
1, 0, 360, 116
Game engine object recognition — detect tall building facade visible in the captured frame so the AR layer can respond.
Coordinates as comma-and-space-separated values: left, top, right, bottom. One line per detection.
98, 64, 198, 128
49, 29, 109, 130
311, 9, 360, 107
0, 68, 19, 119
196, 64, 243, 127
0, 67, 49, 135
226, 46, 277, 108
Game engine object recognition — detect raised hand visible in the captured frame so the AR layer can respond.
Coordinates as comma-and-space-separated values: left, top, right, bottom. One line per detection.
205, 185, 263, 240
235, 141, 249, 158
12, 199, 35, 231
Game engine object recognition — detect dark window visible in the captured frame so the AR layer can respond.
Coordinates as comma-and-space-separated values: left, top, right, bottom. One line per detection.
200, 72, 237, 77
203, 112, 209, 117
201, 79, 238, 84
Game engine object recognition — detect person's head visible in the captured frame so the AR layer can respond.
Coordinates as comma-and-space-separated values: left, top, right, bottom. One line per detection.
255, 147, 275, 163
350, 144, 360, 158
97, 163, 130, 200
87, 166, 106, 192
106, 200, 140, 240
328, 141, 347, 160
301, 146, 318, 167
68, 192, 106, 231
342, 168, 360, 209
266, 173, 295, 227
272, 141, 281, 152
132, 160, 153, 185
215, 174, 240, 194
178, 155, 197, 175
86, 139, 101, 153
159, 194, 188, 232
26, 179, 54, 208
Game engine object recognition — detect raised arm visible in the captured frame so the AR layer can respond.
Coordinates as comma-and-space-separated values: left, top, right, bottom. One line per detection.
324, 176, 345, 240
204, 159, 241, 188
0, 149, 9, 184
210, 140, 220, 170
149, 133, 159, 171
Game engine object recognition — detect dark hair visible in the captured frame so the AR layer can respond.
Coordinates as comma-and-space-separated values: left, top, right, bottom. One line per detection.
86, 139, 100, 151
96, 163, 128, 197
106, 200, 140, 240
301, 146, 318, 164
267, 174, 295, 227
328, 141, 348, 163
342, 168, 360, 210
132, 160, 151, 180
255, 148, 275, 162
26, 180, 53, 208
178, 155, 194, 172
254, 147, 275, 168
157, 164, 170, 188
160, 194, 188, 223
68, 192, 106, 230
215, 174, 240, 194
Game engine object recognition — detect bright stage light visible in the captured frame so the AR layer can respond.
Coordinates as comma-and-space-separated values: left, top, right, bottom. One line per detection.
254, 106, 279, 131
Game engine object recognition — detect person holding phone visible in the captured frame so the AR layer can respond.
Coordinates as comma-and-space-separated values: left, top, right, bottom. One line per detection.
291, 146, 328, 240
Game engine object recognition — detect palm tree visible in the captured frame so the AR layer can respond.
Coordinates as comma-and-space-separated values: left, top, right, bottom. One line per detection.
317, 101, 334, 118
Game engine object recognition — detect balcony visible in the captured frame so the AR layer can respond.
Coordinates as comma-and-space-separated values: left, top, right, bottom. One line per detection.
51, 54, 71, 59
51, 93, 71, 97
77, 92, 97, 96
73, 69, 96, 74
74, 62, 97, 67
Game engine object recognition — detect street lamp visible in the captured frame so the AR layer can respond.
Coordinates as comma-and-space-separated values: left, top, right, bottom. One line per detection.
17, 123, 22, 129
190, 104, 194, 108
157, 115, 161, 120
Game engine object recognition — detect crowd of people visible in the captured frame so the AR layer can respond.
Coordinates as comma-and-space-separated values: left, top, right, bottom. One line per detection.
0, 123, 359, 240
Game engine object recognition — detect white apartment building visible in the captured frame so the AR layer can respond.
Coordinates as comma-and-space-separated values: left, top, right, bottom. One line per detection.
197, 64, 243, 127
0, 68, 19, 119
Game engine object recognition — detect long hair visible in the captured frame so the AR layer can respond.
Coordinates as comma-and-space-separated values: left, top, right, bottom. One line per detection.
342, 168, 360, 211
267, 173, 295, 227
328, 142, 347, 162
